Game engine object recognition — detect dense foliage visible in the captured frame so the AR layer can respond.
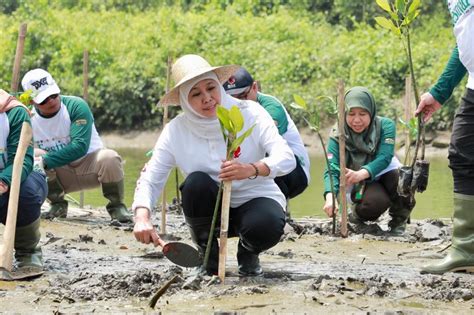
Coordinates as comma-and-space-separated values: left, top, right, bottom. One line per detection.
0, 1, 462, 131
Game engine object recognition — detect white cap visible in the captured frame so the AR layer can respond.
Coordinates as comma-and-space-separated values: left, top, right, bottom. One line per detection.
21, 68, 60, 104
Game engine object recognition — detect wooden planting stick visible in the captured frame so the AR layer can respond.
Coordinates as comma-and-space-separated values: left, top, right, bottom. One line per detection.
218, 180, 232, 282
79, 50, 89, 208
161, 56, 172, 234
337, 80, 348, 238
10, 23, 27, 92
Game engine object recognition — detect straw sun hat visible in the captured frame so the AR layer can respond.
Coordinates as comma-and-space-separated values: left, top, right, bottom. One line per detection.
159, 54, 240, 106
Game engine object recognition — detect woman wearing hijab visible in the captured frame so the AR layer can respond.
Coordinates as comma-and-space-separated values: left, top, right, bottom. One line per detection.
322, 86, 412, 235
0, 89, 47, 270
132, 55, 296, 276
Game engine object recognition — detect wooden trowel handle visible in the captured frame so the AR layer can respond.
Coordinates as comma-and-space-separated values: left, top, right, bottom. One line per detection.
0, 122, 32, 271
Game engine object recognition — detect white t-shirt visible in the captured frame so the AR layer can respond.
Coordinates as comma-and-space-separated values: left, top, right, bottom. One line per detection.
133, 100, 296, 212
449, 0, 474, 89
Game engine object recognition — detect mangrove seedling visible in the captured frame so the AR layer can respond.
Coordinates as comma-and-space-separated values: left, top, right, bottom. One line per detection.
291, 94, 339, 234
203, 104, 255, 272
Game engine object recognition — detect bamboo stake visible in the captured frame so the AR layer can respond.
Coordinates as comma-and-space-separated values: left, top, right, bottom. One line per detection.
160, 56, 172, 234
404, 76, 412, 165
337, 80, 348, 238
0, 123, 32, 271
10, 23, 27, 92
218, 180, 232, 282
79, 50, 89, 208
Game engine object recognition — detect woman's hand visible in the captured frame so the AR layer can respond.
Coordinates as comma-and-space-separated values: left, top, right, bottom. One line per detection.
133, 207, 161, 246
345, 168, 370, 185
34, 148, 47, 157
219, 160, 255, 181
323, 193, 338, 217
0, 181, 9, 194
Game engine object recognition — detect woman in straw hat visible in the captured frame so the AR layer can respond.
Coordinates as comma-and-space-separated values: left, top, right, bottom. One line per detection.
132, 55, 296, 276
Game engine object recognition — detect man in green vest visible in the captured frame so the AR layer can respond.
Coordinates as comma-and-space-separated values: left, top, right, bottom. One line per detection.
21, 69, 132, 223
416, 0, 474, 274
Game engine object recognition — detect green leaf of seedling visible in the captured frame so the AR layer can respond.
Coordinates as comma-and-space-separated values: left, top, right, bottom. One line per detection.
374, 16, 395, 31
146, 149, 153, 157
404, 9, 420, 25
229, 105, 244, 132
389, 11, 399, 21
230, 124, 256, 153
293, 94, 307, 109
290, 102, 304, 111
395, 0, 406, 14
217, 105, 233, 133
19, 90, 33, 106
408, 0, 421, 15
376, 0, 392, 12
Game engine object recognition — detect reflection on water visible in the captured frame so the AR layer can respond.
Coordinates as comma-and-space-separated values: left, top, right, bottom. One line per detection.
71, 149, 453, 220
291, 157, 453, 219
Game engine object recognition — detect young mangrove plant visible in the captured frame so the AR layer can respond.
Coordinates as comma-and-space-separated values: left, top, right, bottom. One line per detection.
291, 94, 339, 234
375, 0, 429, 198
203, 104, 255, 272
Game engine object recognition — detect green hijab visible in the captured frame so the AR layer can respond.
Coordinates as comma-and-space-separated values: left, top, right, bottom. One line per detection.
330, 86, 382, 171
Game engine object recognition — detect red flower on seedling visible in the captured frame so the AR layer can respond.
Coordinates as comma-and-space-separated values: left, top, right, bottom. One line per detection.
233, 146, 241, 158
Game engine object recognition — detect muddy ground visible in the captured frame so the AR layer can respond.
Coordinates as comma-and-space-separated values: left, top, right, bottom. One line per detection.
0, 203, 473, 314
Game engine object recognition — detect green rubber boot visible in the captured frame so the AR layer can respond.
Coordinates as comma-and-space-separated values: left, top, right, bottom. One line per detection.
14, 218, 43, 270
421, 193, 474, 274
388, 196, 413, 236
102, 180, 133, 223
43, 178, 68, 219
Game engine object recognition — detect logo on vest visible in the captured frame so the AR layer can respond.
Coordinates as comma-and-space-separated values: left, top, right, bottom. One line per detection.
31, 77, 48, 90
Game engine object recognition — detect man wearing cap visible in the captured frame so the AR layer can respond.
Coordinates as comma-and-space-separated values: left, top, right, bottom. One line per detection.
223, 67, 310, 205
21, 68, 132, 223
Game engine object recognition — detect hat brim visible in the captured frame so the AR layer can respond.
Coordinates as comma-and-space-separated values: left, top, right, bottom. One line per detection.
158, 65, 240, 106
33, 85, 60, 104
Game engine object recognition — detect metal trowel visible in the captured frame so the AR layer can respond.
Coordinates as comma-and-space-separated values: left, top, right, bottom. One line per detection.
156, 238, 201, 268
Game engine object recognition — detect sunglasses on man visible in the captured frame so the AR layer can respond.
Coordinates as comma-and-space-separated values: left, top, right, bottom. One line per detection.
232, 87, 252, 100
39, 94, 59, 105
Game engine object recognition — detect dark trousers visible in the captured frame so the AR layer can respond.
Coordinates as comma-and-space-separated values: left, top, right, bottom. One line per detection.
0, 171, 48, 227
274, 157, 308, 199
449, 88, 474, 195
180, 171, 285, 252
355, 169, 400, 221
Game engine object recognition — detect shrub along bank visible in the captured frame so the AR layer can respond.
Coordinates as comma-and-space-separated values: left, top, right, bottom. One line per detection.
0, 2, 461, 131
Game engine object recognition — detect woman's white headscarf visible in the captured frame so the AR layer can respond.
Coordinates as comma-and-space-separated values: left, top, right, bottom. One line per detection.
178, 71, 241, 141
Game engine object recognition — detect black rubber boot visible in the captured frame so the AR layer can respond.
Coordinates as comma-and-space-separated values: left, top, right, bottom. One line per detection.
237, 240, 263, 277
43, 178, 68, 219
102, 180, 133, 223
185, 216, 219, 275
14, 218, 43, 270
388, 195, 414, 236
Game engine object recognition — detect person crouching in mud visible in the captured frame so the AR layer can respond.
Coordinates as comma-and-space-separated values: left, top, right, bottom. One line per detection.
132, 54, 296, 276
0, 89, 47, 271
322, 86, 413, 236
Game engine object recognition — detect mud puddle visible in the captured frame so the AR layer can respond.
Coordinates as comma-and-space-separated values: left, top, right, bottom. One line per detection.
0, 206, 473, 314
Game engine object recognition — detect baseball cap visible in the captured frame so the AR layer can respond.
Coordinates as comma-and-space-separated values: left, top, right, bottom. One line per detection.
223, 67, 254, 95
21, 68, 61, 104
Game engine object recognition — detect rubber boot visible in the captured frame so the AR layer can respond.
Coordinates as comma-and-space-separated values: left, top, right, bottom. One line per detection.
14, 218, 43, 270
421, 193, 474, 274
388, 195, 413, 236
237, 240, 263, 277
43, 178, 68, 219
102, 180, 133, 223
185, 216, 219, 275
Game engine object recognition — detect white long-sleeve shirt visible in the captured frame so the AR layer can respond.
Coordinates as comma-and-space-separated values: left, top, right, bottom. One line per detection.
132, 100, 296, 212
